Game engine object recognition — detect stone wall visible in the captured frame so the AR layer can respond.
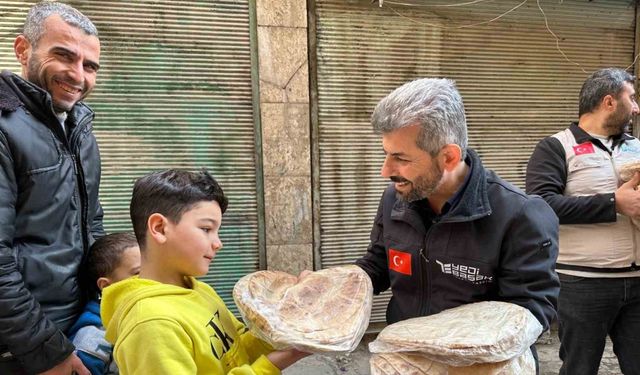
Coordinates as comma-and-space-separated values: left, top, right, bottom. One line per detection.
256, 0, 313, 273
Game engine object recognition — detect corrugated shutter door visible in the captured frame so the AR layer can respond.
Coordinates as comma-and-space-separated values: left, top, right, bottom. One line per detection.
0, 0, 261, 312
314, 0, 636, 323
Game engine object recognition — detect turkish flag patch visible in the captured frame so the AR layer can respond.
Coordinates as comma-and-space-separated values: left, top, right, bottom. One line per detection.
573, 142, 595, 155
389, 248, 412, 276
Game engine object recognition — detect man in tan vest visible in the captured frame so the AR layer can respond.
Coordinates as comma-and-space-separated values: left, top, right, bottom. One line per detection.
527, 67, 640, 375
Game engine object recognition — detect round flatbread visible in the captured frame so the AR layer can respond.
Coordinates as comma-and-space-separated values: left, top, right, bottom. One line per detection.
233, 265, 373, 352
370, 353, 447, 375
619, 161, 640, 182
369, 301, 542, 366
370, 349, 535, 375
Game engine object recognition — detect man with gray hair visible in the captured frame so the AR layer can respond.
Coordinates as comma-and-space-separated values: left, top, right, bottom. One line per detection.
356, 78, 560, 371
0, 2, 103, 374
527, 68, 640, 374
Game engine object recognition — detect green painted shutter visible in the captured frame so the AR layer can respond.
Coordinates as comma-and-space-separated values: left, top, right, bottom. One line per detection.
0, 0, 262, 313
313, 0, 636, 324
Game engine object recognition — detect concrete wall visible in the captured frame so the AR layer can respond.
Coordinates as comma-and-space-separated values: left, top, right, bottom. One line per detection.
256, 0, 313, 273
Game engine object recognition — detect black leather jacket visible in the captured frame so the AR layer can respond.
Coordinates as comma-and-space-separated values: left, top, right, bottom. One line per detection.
0, 71, 104, 373
356, 149, 560, 331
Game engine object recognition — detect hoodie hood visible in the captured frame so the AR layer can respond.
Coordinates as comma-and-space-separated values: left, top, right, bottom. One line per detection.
101, 276, 196, 344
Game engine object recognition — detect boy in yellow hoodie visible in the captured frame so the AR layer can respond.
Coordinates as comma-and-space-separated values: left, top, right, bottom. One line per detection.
101, 169, 308, 374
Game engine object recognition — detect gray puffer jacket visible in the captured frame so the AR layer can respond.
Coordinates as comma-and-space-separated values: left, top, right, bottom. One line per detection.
0, 70, 104, 374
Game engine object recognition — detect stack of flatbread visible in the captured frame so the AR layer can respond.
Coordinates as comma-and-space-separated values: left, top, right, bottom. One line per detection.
369, 301, 542, 375
617, 161, 640, 230
618, 160, 640, 182
233, 265, 373, 352
370, 351, 535, 375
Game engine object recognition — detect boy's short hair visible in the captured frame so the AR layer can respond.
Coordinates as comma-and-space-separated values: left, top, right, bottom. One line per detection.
86, 232, 138, 297
130, 169, 228, 248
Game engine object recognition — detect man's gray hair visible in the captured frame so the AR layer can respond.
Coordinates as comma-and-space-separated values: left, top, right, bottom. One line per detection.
372, 78, 468, 158
579, 68, 635, 117
23, 2, 98, 45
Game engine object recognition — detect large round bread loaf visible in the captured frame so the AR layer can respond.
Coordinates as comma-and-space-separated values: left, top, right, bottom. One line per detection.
618, 161, 640, 182
368, 301, 542, 366
370, 353, 447, 375
370, 349, 535, 375
233, 265, 373, 352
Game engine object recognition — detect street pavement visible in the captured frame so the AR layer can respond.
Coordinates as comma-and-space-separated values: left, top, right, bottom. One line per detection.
283, 329, 623, 375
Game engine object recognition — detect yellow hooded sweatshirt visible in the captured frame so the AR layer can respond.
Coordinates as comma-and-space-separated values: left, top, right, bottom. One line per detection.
101, 276, 280, 375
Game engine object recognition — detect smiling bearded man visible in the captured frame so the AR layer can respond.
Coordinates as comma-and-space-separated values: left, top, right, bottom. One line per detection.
354, 78, 560, 375
526, 68, 640, 375
0, 2, 105, 375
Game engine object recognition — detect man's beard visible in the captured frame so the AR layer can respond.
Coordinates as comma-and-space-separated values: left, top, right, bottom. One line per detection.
392, 164, 444, 202
26, 56, 46, 94
603, 105, 632, 135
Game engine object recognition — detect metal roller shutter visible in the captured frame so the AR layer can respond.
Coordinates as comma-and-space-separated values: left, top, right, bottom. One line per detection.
312, 0, 636, 324
0, 0, 262, 313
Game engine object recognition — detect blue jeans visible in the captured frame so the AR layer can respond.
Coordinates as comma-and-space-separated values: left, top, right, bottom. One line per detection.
558, 274, 640, 375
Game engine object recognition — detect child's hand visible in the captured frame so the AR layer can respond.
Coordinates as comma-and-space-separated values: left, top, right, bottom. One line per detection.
267, 348, 312, 370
